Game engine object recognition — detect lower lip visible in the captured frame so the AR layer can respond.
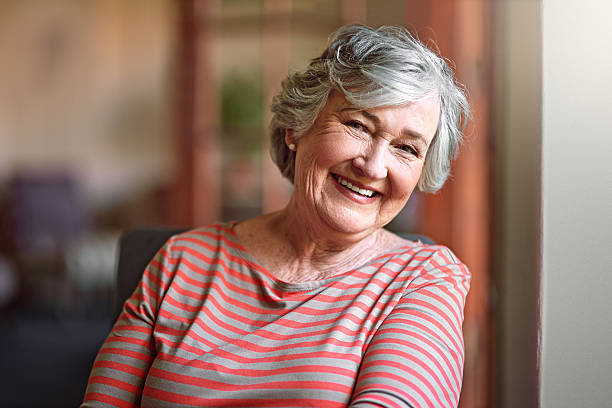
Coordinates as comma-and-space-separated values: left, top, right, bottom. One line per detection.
331, 175, 378, 204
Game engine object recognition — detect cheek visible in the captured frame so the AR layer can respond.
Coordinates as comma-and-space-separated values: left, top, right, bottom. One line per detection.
390, 164, 423, 198
316, 136, 362, 167
294, 145, 334, 186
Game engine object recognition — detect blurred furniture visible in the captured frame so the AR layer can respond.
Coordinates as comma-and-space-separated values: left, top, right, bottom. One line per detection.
8, 173, 91, 310
113, 227, 435, 321
10, 173, 89, 257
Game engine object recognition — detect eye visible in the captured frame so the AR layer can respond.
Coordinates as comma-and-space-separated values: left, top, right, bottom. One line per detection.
345, 120, 369, 133
396, 144, 419, 157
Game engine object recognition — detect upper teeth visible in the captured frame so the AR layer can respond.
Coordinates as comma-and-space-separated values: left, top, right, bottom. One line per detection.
336, 175, 375, 197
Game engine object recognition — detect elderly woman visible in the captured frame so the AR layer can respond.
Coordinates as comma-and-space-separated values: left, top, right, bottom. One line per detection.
82, 25, 470, 408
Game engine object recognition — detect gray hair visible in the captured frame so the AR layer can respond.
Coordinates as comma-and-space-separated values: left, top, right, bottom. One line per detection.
269, 24, 469, 193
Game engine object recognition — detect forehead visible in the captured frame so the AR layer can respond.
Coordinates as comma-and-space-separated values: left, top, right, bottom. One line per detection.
324, 90, 440, 117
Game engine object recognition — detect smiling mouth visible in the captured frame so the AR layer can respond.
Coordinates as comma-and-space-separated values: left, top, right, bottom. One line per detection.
334, 175, 378, 198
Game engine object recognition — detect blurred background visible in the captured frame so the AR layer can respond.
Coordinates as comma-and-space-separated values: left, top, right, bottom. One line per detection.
2, 1, 610, 407
0, 1, 498, 407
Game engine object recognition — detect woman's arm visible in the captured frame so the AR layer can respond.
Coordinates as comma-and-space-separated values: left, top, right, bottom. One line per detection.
81, 239, 176, 407
350, 247, 471, 408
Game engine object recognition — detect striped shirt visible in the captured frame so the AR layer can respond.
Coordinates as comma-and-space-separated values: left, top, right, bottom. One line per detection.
82, 223, 470, 408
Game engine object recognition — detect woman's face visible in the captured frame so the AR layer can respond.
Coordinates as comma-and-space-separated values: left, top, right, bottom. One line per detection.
289, 91, 440, 237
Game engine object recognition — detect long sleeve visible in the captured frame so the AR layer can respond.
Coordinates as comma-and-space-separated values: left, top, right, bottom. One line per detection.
82, 225, 472, 407
81, 238, 176, 408
350, 247, 471, 408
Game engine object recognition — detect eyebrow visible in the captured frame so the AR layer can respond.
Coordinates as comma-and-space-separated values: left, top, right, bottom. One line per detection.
340, 107, 430, 147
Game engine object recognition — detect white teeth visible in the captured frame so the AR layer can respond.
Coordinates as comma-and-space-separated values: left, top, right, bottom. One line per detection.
335, 175, 375, 197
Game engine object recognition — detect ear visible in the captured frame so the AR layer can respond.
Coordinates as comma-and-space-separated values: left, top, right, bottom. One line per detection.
284, 129, 294, 147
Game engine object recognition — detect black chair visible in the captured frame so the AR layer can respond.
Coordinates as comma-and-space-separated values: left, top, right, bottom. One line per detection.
113, 227, 434, 321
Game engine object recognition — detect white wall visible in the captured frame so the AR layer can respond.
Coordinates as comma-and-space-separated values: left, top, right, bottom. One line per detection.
541, 1, 612, 407
493, 1, 542, 406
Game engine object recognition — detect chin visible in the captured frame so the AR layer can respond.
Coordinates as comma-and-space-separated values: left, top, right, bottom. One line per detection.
316, 208, 380, 238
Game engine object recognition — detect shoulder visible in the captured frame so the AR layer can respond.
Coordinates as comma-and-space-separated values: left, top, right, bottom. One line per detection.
142, 223, 245, 270
382, 230, 464, 266
166, 222, 240, 251
400, 245, 471, 301
409, 243, 465, 268
143, 222, 252, 285
379, 233, 470, 286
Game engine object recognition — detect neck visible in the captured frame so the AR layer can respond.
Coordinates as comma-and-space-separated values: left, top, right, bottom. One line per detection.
263, 198, 386, 281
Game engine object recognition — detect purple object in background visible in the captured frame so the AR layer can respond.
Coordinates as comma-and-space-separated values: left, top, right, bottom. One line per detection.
10, 173, 90, 257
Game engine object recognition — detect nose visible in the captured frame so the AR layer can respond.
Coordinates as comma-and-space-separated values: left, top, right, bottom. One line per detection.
352, 139, 388, 180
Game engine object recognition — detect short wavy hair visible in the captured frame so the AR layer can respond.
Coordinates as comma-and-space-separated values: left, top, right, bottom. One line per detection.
269, 24, 469, 193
